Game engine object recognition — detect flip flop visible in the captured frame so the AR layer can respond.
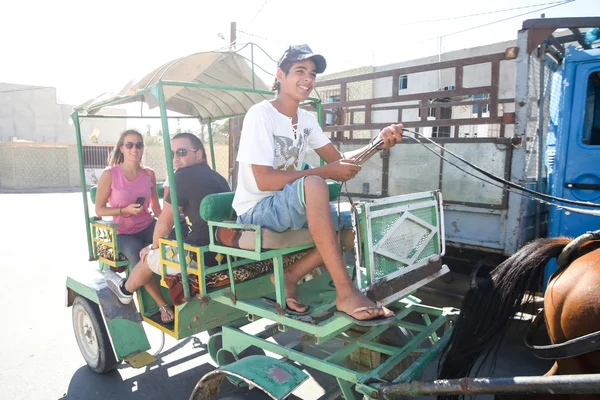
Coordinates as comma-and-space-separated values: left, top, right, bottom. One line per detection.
335, 302, 396, 327
261, 296, 312, 316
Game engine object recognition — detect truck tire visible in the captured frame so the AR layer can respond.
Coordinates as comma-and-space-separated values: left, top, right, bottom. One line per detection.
72, 296, 121, 373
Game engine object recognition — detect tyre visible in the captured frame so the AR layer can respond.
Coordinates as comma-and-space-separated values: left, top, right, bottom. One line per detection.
72, 296, 121, 373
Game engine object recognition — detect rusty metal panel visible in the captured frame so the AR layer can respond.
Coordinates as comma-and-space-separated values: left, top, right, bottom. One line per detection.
441, 142, 508, 206
444, 205, 505, 251
387, 143, 442, 196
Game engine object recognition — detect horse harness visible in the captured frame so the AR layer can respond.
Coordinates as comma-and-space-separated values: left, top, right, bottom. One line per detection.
525, 310, 600, 359
524, 229, 600, 359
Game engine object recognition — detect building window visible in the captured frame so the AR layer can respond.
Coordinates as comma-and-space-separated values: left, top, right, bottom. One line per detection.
324, 92, 341, 125
399, 75, 408, 90
432, 106, 452, 138
418, 106, 437, 118
433, 126, 451, 137
583, 71, 600, 145
472, 93, 489, 114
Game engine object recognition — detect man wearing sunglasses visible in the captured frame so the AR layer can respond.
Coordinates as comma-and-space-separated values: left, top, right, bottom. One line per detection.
105, 132, 230, 319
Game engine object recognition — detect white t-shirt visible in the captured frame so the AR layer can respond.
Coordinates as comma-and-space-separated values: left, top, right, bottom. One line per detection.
232, 100, 331, 216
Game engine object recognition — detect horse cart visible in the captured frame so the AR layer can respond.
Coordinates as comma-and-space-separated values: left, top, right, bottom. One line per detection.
65, 45, 456, 399
66, 23, 600, 398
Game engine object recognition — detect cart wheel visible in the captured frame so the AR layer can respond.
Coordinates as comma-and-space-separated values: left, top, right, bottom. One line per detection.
72, 296, 121, 373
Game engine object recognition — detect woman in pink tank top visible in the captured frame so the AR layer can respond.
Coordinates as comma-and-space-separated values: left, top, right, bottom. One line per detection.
95, 131, 172, 322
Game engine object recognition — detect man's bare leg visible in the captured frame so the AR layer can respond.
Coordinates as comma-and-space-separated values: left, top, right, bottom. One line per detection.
270, 230, 354, 312
302, 176, 393, 320
125, 261, 173, 322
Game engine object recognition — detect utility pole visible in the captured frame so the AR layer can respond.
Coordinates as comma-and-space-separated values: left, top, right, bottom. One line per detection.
230, 21, 237, 50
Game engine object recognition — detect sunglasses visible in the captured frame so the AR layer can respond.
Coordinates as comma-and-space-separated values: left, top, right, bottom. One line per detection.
172, 148, 198, 159
124, 141, 144, 150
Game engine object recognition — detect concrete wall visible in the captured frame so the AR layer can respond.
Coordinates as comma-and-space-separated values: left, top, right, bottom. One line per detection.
0, 142, 79, 189
0, 142, 231, 190
0, 82, 126, 143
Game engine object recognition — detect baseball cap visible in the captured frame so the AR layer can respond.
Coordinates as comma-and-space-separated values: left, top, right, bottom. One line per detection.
278, 44, 327, 74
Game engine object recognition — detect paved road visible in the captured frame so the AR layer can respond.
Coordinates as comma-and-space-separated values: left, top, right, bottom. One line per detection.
0, 191, 551, 400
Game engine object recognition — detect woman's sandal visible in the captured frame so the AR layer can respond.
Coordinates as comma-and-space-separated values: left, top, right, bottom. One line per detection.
159, 304, 174, 323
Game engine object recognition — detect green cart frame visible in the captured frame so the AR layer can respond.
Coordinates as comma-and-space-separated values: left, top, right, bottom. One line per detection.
65, 43, 457, 399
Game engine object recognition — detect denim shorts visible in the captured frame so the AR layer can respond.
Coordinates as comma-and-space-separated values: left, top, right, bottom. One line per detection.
237, 178, 353, 233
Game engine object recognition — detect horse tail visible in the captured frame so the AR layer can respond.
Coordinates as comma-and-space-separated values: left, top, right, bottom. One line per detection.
436, 236, 572, 400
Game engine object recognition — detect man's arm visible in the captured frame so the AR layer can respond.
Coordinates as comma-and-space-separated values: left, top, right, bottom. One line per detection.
149, 170, 162, 217
150, 201, 175, 249
342, 124, 404, 164
252, 164, 325, 191
252, 124, 403, 191
252, 149, 361, 191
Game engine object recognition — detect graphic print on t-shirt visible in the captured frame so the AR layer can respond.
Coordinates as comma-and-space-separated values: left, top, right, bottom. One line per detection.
273, 127, 312, 171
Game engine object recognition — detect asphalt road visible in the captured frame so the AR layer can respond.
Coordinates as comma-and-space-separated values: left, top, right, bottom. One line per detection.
0, 191, 551, 400
0, 191, 340, 400
0, 192, 220, 400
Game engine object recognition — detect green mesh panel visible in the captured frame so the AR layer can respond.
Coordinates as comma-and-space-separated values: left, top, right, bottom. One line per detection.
368, 194, 440, 280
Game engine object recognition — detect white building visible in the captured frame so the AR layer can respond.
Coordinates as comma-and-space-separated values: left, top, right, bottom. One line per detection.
372, 39, 517, 138
0, 82, 126, 143
318, 39, 518, 138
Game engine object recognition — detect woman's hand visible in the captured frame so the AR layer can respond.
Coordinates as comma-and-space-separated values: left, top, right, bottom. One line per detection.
122, 203, 143, 216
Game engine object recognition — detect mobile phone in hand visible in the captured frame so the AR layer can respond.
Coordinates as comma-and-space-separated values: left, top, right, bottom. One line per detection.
135, 197, 145, 208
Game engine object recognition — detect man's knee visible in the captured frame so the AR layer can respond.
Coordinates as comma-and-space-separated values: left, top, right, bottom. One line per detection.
304, 176, 328, 195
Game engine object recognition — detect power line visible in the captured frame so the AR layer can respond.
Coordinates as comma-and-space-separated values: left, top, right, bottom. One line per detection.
399, 0, 576, 26
440, 0, 575, 38
237, 29, 288, 46
247, 0, 269, 29
241, 0, 575, 61
408, 0, 574, 46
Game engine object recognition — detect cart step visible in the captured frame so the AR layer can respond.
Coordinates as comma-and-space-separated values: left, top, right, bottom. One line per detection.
124, 351, 157, 368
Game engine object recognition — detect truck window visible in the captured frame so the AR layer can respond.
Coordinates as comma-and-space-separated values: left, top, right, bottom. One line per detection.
583, 71, 600, 146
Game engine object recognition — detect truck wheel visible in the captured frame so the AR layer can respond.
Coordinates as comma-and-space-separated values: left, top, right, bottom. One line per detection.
72, 296, 121, 373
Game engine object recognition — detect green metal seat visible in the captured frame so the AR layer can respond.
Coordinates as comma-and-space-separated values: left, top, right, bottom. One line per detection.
200, 181, 341, 222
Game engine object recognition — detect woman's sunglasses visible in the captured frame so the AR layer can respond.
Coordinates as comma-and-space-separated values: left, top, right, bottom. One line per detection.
124, 141, 144, 150
172, 148, 198, 159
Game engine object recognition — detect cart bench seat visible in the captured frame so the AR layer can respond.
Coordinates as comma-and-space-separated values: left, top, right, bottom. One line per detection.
200, 182, 346, 258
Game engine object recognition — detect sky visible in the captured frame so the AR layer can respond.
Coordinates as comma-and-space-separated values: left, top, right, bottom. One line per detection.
0, 0, 597, 108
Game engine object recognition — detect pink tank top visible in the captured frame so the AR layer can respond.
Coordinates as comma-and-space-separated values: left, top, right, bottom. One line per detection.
109, 165, 154, 235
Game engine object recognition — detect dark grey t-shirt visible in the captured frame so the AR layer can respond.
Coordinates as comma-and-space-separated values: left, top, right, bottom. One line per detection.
165, 163, 230, 248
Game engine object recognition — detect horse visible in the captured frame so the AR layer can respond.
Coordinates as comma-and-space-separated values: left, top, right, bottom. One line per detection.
436, 233, 600, 400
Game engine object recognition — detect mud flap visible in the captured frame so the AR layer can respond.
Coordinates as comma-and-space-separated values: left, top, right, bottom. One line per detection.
189, 355, 308, 400
66, 268, 151, 361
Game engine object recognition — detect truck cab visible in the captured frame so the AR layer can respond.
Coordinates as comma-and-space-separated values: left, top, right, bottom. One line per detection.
549, 46, 600, 238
